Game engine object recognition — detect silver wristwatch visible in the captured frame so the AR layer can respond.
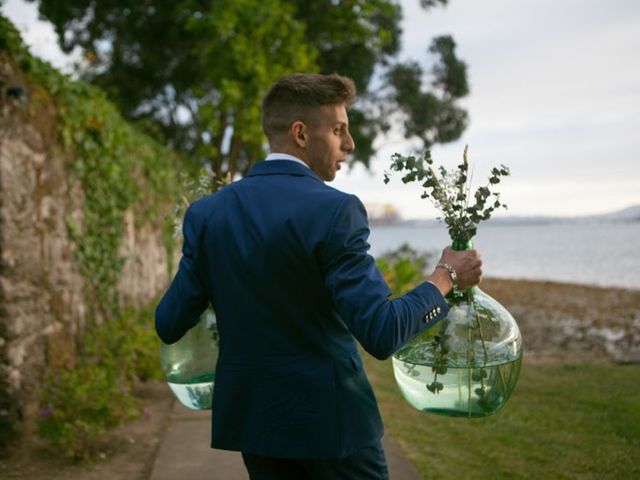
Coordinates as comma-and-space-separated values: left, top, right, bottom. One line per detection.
436, 262, 458, 290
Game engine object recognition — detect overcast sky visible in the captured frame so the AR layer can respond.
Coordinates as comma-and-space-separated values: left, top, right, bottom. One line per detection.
3, 0, 639, 218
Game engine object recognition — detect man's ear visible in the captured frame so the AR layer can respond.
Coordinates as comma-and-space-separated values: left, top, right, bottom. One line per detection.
292, 121, 307, 148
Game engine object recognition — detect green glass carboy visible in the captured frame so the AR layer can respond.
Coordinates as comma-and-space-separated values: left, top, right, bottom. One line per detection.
160, 308, 218, 410
393, 242, 522, 417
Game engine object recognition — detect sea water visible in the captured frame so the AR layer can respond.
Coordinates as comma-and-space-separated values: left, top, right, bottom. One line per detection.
369, 222, 640, 290
392, 356, 522, 417
167, 372, 215, 410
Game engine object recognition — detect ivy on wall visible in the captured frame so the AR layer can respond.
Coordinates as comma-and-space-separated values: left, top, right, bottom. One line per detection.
0, 15, 190, 456
1, 14, 180, 314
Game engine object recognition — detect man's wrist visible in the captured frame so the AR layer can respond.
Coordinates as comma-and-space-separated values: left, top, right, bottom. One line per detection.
435, 263, 458, 291
427, 268, 454, 297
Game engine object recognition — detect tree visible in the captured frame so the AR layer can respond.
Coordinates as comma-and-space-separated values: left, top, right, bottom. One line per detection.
28, 0, 468, 181
387, 34, 468, 147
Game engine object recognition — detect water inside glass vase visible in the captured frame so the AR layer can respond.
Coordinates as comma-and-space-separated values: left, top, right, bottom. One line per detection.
393, 240, 523, 417
160, 308, 218, 410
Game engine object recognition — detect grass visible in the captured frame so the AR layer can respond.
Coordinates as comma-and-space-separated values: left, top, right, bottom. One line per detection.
363, 355, 640, 479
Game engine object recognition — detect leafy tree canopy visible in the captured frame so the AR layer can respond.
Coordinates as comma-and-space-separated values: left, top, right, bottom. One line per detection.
29, 0, 467, 181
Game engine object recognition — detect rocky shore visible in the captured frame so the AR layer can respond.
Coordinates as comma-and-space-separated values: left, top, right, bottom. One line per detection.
482, 278, 640, 364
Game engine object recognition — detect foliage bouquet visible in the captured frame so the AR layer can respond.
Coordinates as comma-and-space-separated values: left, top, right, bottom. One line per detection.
384, 146, 522, 417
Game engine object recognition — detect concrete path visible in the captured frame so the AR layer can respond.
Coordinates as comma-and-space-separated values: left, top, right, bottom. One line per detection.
149, 401, 421, 479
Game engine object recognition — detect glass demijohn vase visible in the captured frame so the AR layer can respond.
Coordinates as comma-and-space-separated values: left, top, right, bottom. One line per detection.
160, 308, 219, 410
392, 240, 522, 418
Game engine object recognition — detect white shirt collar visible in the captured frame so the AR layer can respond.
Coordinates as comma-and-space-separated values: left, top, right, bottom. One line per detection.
265, 153, 310, 169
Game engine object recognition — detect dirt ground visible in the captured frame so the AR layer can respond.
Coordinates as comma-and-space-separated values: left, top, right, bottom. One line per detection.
2, 278, 639, 479
1, 382, 174, 480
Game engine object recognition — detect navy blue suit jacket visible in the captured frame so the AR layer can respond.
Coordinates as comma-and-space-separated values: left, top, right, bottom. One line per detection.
155, 159, 448, 459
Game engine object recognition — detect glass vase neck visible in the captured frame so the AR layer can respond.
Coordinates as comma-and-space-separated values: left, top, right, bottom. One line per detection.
448, 239, 475, 300
452, 239, 473, 251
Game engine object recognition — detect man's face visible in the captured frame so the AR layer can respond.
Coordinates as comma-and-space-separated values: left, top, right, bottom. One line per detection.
305, 104, 355, 182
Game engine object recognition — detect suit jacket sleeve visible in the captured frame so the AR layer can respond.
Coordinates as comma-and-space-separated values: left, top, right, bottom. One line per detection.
319, 194, 449, 360
155, 203, 209, 344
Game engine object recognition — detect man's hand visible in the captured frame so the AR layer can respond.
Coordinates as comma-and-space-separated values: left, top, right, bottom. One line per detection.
428, 247, 483, 296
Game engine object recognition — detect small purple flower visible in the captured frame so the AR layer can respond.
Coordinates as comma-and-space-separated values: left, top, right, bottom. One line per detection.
40, 404, 54, 417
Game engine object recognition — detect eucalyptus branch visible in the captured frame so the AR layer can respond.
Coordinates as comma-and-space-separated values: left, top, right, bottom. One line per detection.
384, 145, 509, 244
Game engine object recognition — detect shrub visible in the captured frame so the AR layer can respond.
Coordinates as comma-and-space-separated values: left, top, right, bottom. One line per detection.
376, 243, 434, 296
38, 363, 137, 460
38, 303, 162, 460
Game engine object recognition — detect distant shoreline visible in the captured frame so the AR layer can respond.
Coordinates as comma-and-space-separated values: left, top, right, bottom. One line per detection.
371, 203, 640, 226
373, 217, 640, 228
483, 275, 640, 293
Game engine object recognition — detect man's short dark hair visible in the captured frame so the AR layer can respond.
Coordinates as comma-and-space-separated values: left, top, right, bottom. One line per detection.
262, 73, 356, 143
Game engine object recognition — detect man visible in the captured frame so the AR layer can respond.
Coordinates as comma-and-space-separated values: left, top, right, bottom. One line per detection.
156, 73, 482, 479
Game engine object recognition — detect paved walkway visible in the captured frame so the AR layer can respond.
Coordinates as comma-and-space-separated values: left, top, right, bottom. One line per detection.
149, 401, 421, 479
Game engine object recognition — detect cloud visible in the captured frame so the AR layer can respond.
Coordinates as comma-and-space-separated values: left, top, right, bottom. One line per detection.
3, 0, 638, 217
2, 0, 81, 72
338, 0, 640, 217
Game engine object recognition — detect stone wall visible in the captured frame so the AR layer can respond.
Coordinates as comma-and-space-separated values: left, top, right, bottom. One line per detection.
0, 54, 172, 446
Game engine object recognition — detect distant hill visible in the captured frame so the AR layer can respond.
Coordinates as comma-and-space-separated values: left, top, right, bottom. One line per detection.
399, 204, 640, 227
593, 204, 640, 221
489, 204, 640, 225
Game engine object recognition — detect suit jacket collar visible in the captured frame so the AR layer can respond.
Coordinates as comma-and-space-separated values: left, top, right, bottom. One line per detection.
246, 159, 323, 183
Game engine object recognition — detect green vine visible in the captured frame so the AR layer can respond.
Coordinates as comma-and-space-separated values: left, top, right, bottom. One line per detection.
1, 14, 180, 314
